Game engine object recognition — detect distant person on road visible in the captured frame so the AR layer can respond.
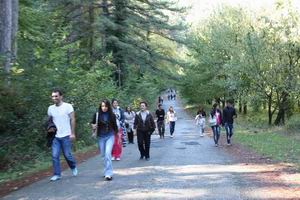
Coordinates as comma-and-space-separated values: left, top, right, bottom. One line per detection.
166, 106, 177, 138
158, 96, 164, 105
155, 104, 166, 139
111, 99, 125, 161
134, 101, 156, 161
209, 103, 223, 147
124, 106, 135, 144
91, 99, 118, 181
223, 100, 237, 145
47, 89, 77, 181
195, 107, 206, 137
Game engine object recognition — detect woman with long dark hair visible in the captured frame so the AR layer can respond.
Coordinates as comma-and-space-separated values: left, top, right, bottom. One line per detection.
91, 99, 118, 181
209, 103, 223, 147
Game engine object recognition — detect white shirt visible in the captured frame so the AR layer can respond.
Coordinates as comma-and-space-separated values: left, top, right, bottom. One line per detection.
47, 102, 74, 138
167, 111, 177, 122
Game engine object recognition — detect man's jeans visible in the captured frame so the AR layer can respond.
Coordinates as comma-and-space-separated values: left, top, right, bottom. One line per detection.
211, 125, 220, 145
52, 136, 76, 176
157, 120, 165, 138
225, 123, 234, 144
98, 134, 115, 177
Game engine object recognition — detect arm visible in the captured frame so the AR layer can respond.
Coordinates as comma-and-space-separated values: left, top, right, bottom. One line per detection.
69, 112, 76, 139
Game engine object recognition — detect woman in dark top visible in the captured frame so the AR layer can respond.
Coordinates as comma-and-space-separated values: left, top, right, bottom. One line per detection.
91, 99, 118, 181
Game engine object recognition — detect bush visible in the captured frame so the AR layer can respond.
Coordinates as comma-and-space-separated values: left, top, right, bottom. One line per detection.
285, 114, 300, 131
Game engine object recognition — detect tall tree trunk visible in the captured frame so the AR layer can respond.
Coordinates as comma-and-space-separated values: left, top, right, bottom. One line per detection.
274, 92, 288, 125
11, 0, 18, 61
243, 102, 247, 114
239, 97, 242, 113
268, 95, 273, 125
0, 0, 13, 74
88, 1, 94, 66
101, 0, 109, 54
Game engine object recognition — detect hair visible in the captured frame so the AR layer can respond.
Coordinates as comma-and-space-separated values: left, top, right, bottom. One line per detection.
111, 98, 118, 105
99, 99, 114, 118
169, 106, 174, 113
140, 101, 148, 107
52, 88, 63, 96
197, 106, 204, 115
226, 99, 234, 105
126, 106, 132, 113
158, 103, 162, 107
211, 103, 219, 117
98, 99, 118, 133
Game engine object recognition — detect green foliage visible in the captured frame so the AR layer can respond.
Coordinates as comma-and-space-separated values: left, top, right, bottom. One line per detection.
0, 0, 185, 181
181, 3, 300, 125
285, 114, 300, 131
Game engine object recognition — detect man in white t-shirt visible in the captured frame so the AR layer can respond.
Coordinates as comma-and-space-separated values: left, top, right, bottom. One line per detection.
47, 89, 77, 181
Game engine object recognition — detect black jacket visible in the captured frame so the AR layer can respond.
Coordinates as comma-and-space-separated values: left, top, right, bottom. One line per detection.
223, 106, 237, 124
92, 112, 118, 136
134, 111, 156, 133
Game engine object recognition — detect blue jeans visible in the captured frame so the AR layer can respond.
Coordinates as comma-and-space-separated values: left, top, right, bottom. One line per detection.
225, 123, 234, 144
211, 126, 220, 145
170, 121, 175, 135
98, 134, 115, 177
52, 136, 76, 176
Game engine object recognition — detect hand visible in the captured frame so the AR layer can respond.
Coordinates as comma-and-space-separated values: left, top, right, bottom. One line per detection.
48, 127, 56, 133
70, 134, 76, 141
91, 124, 97, 130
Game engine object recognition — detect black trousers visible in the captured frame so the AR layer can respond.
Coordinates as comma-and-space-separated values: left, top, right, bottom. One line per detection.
137, 131, 151, 158
157, 120, 165, 138
127, 129, 134, 143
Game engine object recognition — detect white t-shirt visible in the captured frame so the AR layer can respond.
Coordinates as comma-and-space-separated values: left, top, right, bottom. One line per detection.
167, 111, 177, 122
47, 102, 74, 138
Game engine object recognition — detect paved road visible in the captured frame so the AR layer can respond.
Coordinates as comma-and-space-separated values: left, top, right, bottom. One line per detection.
3, 98, 270, 200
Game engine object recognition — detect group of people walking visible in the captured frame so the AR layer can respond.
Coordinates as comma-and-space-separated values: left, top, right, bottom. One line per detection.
195, 100, 237, 147
46, 88, 236, 183
46, 89, 178, 182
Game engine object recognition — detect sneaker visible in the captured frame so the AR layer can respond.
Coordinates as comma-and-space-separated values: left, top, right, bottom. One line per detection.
111, 157, 115, 161
145, 158, 150, 161
72, 168, 78, 176
200, 134, 204, 137
227, 143, 232, 146
50, 175, 61, 181
116, 157, 121, 161
215, 144, 218, 147
105, 176, 113, 181
139, 156, 144, 160
170, 135, 174, 138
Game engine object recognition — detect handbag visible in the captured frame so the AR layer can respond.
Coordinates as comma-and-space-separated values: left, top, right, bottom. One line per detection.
92, 112, 99, 137
209, 115, 217, 127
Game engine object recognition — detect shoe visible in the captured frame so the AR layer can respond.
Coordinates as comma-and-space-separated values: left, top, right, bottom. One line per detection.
227, 143, 232, 146
215, 144, 218, 147
170, 135, 173, 138
123, 144, 126, 147
71, 168, 78, 176
200, 134, 204, 137
104, 176, 113, 181
116, 157, 121, 161
139, 156, 144, 160
50, 175, 61, 181
111, 157, 115, 161
145, 158, 150, 161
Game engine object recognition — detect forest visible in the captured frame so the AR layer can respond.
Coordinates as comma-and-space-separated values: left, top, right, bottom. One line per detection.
1, 0, 300, 182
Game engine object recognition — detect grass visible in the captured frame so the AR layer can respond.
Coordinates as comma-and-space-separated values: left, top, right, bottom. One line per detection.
0, 144, 97, 184
234, 128, 300, 167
